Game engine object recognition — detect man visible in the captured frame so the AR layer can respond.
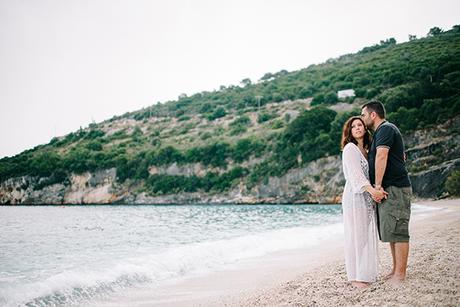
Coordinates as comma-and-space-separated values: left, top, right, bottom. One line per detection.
361, 100, 412, 284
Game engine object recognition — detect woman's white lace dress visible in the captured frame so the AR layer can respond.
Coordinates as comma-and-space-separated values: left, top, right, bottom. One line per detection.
342, 143, 379, 282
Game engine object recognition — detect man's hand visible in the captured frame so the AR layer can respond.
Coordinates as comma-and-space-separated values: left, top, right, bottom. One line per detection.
371, 186, 388, 203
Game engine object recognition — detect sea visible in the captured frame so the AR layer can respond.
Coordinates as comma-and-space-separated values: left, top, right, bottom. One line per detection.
0, 203, 436, 306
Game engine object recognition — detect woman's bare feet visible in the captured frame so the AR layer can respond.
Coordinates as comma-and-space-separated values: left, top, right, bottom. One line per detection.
351, 281, 369, 289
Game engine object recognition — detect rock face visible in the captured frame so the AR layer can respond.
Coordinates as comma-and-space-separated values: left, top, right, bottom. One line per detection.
1, 117, 459, 205
410, 159, 460, 198
249, 156, 344, 204
405, 116, 460, 199
0, 157, 344, 205
0, 169, 120, 205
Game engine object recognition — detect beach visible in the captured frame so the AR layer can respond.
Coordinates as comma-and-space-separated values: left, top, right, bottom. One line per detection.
227, 198, 460, 307
129, 198, 459, 307
2, 200, 458, 306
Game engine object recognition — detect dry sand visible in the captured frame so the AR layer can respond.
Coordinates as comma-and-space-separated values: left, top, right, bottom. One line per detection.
224, 198, 460, 307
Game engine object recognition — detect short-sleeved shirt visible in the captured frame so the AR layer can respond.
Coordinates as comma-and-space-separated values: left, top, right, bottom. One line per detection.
368, 121, 411, 188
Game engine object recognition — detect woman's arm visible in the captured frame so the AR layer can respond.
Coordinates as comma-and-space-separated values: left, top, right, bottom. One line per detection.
343, 144, 370, 194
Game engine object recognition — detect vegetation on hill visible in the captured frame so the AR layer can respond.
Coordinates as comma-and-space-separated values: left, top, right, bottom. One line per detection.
1, 25, 459, 196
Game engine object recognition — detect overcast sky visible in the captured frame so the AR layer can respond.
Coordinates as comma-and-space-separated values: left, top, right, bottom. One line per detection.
0, 0, 459, 158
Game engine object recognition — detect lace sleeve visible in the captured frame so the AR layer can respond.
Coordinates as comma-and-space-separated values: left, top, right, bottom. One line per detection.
343, 144, 371, 194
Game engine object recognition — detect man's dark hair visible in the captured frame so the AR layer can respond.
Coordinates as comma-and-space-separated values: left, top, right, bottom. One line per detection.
362, 100, 386, 119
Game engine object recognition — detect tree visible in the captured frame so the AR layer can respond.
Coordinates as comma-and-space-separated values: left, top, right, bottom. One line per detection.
30, 151, 62, 177
63, 148, 95, 174
85, 129, 105, 140
86, 140, 103, 151
207, 107, 227, 120
260, 72, 274, 81
274, 69, 288, 78
240, 78, 252, 87
378, 82, 424, 113
154, 146, 184, 165
428, 27, 443, 36
283, 107, 337, 145
233, 139, 251, 162
202, 142, 231, 168
312, 93, 325, 105
324, 91, 338, 104
387, 107, 419, 132
199, 103, 213, 113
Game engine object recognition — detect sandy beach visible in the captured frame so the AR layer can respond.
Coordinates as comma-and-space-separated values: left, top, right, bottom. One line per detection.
225, 198, 460, 307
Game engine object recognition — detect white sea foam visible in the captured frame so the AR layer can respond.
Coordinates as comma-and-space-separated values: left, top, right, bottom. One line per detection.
1, 222, 343, 306
411, 203, 443, 215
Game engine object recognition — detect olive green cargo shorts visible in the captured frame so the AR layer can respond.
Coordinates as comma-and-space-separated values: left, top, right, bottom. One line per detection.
377, 186, 412, 242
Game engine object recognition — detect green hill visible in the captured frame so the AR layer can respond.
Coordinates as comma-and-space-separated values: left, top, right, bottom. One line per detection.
1, 25, 459, 199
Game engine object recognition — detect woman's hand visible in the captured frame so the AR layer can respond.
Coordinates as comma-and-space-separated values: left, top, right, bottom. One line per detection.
370, 187, 388, 203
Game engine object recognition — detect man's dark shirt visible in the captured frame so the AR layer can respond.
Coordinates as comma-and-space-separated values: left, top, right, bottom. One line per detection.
368, 121, 411, 188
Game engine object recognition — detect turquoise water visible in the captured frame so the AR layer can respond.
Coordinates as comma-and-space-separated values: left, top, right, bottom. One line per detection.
1, 204, 343, 306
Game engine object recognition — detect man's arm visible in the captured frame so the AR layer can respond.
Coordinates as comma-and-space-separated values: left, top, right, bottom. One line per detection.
375, 147, 389, 188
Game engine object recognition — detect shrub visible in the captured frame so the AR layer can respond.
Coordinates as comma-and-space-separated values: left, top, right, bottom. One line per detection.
230, 115, 251, 127
233, 138, 266, 162
199, 132, 212, 140
257, 112, 276, 123
229, 124, 247, 136
207, 107, 227, 120
445, 170, 460, 196
86, 140, 103, 151
85, 129, 105, 140
271, 119, 284, 129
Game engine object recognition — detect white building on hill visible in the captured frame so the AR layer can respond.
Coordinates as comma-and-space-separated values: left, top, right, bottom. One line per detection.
337, 89, 355, 99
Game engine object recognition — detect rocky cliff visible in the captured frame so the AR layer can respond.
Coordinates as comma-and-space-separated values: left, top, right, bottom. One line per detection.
405, 115, 460, 199
1, 116, 459, 205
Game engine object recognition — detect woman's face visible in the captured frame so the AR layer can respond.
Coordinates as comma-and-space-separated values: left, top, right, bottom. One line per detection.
351, 119, 366, 140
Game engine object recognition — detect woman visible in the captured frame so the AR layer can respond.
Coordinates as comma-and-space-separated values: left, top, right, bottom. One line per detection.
341, 116, 386, 288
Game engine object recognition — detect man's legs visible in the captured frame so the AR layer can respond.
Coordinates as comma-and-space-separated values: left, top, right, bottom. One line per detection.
391, 242, 409, 282
380, 186, 411, 283
385, 242, 396, 278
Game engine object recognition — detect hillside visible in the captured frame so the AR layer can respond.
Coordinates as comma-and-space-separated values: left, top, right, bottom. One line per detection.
1, 25, 459, 204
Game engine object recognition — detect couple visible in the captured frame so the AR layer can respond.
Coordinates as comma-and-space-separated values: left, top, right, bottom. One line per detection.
341, 100, 412, 289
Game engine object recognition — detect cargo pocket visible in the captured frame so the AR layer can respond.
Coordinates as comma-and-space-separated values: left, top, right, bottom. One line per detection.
389, 212, 409, 236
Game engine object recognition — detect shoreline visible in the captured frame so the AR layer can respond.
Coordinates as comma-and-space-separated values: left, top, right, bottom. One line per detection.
92, 223, 346, 306
0, 195, 446, 206
0, 202, 342, 206
231, 198, 460, 306
94, 198, 459, 306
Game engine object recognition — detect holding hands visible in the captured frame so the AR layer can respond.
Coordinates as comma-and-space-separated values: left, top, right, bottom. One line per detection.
370, 185, 388, 203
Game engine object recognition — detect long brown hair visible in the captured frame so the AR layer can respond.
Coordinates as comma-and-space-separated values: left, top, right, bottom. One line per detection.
340, 116, 371, 150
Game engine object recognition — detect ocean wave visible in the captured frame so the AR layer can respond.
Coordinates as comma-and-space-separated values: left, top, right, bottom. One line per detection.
1, 222, 343, 306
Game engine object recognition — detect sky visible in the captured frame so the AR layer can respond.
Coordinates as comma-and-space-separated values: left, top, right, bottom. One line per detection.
0, 0, 459, 158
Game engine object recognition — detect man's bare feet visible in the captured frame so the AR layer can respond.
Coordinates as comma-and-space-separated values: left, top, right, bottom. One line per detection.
388, 275, 405, 286
351, 281, 369, 289
383, 271, 394, 280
